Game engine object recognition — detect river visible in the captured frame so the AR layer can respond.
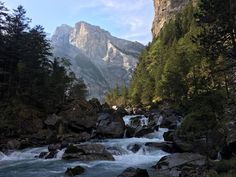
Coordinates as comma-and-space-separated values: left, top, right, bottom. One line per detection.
0, 116, 168, 177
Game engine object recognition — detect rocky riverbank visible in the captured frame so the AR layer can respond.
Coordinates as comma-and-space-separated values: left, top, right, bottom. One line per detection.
1, 100, 236, 177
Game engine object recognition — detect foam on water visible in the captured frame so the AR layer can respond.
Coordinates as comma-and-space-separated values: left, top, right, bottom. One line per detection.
0, 147, 47, 161
0, 115, 169, 177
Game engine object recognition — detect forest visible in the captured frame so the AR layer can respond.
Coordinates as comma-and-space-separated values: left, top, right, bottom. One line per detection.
0, 2, 87, 132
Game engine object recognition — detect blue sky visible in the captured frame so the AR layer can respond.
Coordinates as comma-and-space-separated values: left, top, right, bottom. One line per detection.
5, 0, 154, 44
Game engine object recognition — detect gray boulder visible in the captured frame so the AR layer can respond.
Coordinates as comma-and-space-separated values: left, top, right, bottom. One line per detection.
154, 153, 206, 177
65, 166, 85, 177
7, 139, 21, 150
127, 144, 141, 153
145, 142, 177, 153
62, 144, 114, 161
44, 114, 61, 127
134, 126, 154, 137
96, 113, 125, 138
117, 167, 149, 177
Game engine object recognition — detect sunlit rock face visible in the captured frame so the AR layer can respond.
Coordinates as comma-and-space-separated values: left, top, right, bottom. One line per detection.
52, 21, 145, 101
152, 0, 190, 37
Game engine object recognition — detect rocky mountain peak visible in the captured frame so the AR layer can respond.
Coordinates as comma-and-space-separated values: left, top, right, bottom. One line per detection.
51, 24, 73, 45
69, 21, 112, 60
75, 21, 111, 36
51, 21, 145, 100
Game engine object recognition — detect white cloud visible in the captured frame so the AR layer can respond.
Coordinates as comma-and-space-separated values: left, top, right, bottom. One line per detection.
98, 0, 154, 44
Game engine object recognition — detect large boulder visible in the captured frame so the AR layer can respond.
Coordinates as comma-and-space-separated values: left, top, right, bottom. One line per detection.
115, 107, 128, 117
38, 151, 58, 159
44, 114, 62, 128
163, 130, 175, 141
65, 166, 85, 177
57, 132, 91, 144
28, 129, 57, 146
96, 113, 125, 138
59, 99, 98, 133
127, 144, 141, 153
62, 144, 114, 161
145, 142, 177, 153
134, 126, 154, 137
173, 129, 224, 159
125, 126, 136, 138
7, 139, 21, 150
129, 116, 143, 128
88, 98, 102, 113
154, 153, 206, 177
117, 167, 149, 177
160, 109, 182, 129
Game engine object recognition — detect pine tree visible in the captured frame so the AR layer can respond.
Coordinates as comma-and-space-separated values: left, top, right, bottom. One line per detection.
0, 1, 8, 99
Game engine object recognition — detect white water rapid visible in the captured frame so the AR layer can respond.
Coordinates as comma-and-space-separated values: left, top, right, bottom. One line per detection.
0, 115, 168, 177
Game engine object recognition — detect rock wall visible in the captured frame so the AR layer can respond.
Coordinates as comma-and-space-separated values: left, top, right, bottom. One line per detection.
152, 0, 190, 37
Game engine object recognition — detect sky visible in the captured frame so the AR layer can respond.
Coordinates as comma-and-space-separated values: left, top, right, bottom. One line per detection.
5, 0, 154, 44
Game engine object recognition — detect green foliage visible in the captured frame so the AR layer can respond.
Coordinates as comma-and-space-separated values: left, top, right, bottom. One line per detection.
0, 2, 87, 125
178, 90, 224, 139
215, 158, 236, 174
213, 158, 236, 176
126, 2, 200, 106
116, 0, 235, 109
104, 86, 128, 107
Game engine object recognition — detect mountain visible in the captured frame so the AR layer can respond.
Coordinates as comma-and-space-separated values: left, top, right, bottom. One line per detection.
51, 22, 145, 100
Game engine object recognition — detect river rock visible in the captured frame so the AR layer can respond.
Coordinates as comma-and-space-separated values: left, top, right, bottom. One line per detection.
88, 98, 102, 113
62, 144, 114, 161
29, 129, 57, 146
7, 139, 21, 150
145, 142, 177, 153
154, 153, 206, 177
107, 146, 128, 156
160, 109, 181, 129
127, 144, 141, 153
48, 143, 61, 152
38, 152, 48, 158
115, 107, 128, 117
38, 151, 58, 159
65, 166, 85, 177
129, 116, 143, 128
134, 126, 153, 137
163, 130, 175, 141
57, 132, 91, 144
117, 167, 149, 177
44, 114, 61, 127
96, 113, 125, 138
173, 129, 224, 159
125, 127, 136, 138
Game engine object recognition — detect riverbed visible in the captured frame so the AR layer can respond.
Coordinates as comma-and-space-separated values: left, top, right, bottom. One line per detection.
0, 116, 168, 177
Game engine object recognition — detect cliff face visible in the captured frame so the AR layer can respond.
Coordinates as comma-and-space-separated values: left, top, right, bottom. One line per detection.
152, 0, 190, 37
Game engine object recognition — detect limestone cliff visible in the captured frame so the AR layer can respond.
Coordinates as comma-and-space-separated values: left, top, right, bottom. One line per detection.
152, 0, 190, 37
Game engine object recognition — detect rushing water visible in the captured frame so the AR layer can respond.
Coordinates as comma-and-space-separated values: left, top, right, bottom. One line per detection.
0, 116, 168, 177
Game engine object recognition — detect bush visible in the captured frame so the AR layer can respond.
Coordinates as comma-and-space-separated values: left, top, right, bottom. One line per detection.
214, 158, 236, 174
